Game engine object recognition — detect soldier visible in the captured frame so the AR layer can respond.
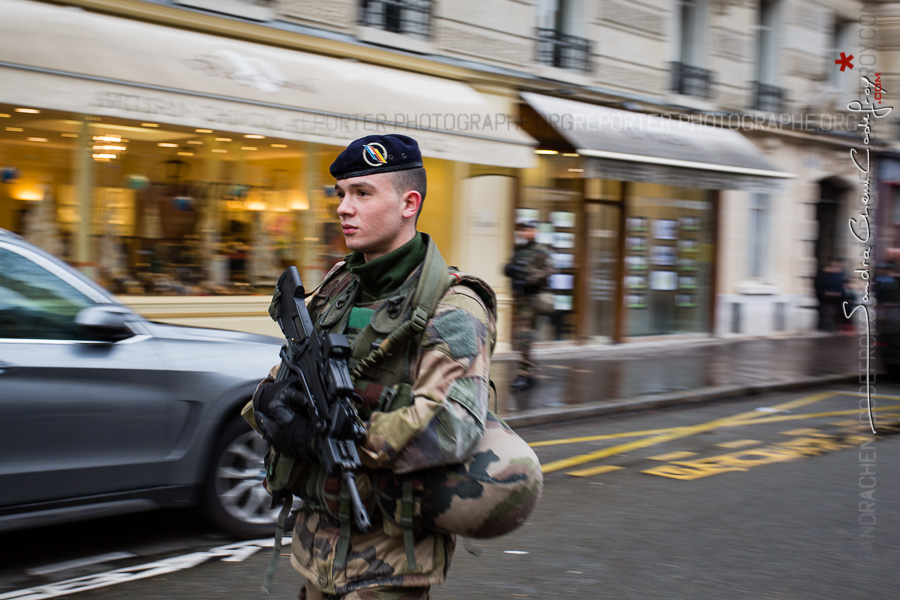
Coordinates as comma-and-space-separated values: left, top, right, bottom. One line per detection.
248, 134, 498, 600
504, 220, 553, 390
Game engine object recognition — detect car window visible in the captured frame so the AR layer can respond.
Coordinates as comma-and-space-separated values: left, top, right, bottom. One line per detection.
0, 246, 95, 340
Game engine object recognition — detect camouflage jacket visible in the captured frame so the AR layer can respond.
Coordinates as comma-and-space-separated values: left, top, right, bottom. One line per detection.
259, 233, 497, 595
504, 241, 553, 297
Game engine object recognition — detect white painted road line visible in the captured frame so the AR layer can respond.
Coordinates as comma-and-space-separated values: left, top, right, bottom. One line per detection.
0, 538, 292, 600
25, 552, 136, 577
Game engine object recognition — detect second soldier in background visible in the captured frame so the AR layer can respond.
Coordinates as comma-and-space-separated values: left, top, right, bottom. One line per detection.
504, 220, 553, 390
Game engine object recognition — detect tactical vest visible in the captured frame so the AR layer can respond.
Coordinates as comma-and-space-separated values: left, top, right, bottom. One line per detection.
261, 236, 541, 573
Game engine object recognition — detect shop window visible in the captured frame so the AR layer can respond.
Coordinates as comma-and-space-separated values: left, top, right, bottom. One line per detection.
518, 187, 581, 342
0, 104, 344, 298
625, 184, 714, 337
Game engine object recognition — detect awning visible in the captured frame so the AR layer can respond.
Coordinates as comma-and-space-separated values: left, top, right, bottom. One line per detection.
521, 92, 793, 191
0, 0, 535, 167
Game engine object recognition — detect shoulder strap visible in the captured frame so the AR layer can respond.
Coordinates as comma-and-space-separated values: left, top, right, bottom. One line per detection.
351, 234, 453, 377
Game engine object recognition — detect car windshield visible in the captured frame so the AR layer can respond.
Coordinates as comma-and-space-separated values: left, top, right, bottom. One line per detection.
0, 246, 95, 340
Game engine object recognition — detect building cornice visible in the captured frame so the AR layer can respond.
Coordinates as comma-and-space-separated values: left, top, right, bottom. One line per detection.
33, 0, 881, 149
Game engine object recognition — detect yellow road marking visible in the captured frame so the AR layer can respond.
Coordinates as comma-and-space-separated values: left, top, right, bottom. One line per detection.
750, 406, 900, 424
532, 405, 896, 454
716, 439, 761, 449
644, 431, 869, 480
530, 427, 676, 448
843, 392, 900, 402
541, 392, 837, 474
779, 428, 820, 436
566, 465, 624, 477
648, 450, 698, 461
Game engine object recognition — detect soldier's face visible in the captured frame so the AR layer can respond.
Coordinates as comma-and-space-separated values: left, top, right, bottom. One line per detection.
335, 172, 420, 261
517, 227, 536, 244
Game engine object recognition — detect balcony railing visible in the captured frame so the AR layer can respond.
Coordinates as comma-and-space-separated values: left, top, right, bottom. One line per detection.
671, 62, 713, 99
360, 0, 433, 39
536, 28, 592, 72
753, 81, 786, 113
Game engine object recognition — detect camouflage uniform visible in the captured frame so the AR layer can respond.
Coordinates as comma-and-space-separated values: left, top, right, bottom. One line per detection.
262, 232, 497, 597
504, 240, 553, 379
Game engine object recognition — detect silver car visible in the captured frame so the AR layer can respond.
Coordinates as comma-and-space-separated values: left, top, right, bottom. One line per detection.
0, 228, 284, 537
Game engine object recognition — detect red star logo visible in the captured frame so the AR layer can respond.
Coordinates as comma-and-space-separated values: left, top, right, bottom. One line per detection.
835, 52, 854, 72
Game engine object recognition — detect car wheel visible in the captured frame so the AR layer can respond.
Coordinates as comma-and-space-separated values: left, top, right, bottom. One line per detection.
204, 415, 282, 538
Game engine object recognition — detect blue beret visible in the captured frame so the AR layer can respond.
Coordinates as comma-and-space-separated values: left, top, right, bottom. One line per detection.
329, 134, 423, 180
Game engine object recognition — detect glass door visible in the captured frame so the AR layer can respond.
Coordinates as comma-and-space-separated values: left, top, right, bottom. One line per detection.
585, 202, 620, 342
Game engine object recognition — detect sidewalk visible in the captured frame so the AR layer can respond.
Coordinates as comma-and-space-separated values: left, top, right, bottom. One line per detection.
491, 333, 865, 427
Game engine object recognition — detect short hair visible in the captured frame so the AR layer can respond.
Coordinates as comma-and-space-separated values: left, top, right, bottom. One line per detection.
391, 167, 427, 219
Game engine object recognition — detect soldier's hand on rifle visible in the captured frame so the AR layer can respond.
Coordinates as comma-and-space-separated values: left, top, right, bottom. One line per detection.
252, 378, 317, 461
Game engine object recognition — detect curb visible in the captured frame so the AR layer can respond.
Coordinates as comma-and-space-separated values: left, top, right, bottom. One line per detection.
491, 332, 837, 362
500, 372, 859, 428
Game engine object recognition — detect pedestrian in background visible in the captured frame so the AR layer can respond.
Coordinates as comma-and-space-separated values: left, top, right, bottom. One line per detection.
504, 220, 553, 390
246, 134, 497, 600
814, 260, 846, 333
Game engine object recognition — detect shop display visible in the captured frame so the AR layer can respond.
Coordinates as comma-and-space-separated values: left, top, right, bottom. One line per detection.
650, 270, 677, 291
653, 218, 678, 240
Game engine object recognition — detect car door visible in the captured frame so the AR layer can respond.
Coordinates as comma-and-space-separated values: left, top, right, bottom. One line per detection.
0, 241, 172, 508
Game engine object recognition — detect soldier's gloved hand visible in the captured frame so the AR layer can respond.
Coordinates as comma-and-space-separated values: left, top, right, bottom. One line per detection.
252, 377, 317, 461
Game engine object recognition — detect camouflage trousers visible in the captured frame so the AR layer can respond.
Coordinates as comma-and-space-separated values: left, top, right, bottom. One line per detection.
300, 580, 430, 600
511, 297, 538, 376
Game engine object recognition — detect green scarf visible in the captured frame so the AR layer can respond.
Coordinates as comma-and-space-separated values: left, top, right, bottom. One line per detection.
346, 232, 426, 302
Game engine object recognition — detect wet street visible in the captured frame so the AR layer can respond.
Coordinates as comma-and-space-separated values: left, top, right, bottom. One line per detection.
493, 334, 858, 416
1, 382, 894, 600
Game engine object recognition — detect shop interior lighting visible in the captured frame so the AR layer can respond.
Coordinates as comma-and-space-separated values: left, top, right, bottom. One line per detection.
141, 123, 160, 128
187, 140, 203, 145
61, 133, 78, 138
241, 146, 258, 151
27, 137, 48, 142
6, 127, 24, 132
244, 134, 265, 139
177, 151, 194, 156
92, 153, 117, 160
14, 188, 44, 201
271, 143, 287, 148
158, 143, 178, 147
14, 108, 40, 114
568, 168, 584, 173
212, 148, 227, 153
93, 135, 122, 142
0, 113, 10, 118
215, 137, 232, 142
93, 145, 127, 151
534, 149, 558, 154
195, 128, 213, 133
563, 153, 580, 157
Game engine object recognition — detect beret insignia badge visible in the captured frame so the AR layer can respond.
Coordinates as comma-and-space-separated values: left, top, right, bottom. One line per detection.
362, 143, 388, 167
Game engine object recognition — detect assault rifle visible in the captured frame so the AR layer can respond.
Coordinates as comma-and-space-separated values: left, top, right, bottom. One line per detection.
271, 266, 371, 532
